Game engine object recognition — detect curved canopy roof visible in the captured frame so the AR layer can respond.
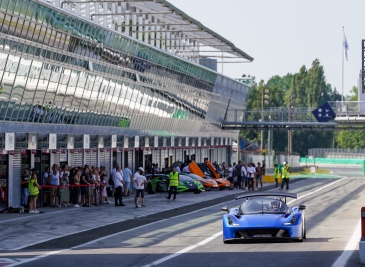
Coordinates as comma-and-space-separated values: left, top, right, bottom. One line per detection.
130, 0, 254, 61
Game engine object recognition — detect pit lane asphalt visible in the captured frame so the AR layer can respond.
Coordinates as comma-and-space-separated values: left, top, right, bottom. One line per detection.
1, 176, 363, 267
22, 178, 307, 250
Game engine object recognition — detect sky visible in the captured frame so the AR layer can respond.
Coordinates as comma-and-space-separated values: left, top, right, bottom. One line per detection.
168, 0, 364, 97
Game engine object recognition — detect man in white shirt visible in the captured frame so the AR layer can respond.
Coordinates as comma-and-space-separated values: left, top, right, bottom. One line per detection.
182, 164, 190, 173
241, 164, 247, 190
113, 166, 125, 206
247, 164, 256, 190
111, 164, 119, 180
133, 167, 147, 208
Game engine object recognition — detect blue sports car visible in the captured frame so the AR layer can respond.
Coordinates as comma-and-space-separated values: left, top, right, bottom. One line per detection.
222, 192, 306, 243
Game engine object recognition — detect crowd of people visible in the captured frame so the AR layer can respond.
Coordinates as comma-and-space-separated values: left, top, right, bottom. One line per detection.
20, 162, 151, 213
19, 160, 291, 213
224, 160, 290, 191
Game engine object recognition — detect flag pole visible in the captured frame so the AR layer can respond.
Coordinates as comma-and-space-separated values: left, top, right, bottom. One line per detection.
342, 26, 344, 103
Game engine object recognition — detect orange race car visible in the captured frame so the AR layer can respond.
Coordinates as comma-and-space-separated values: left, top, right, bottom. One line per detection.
182, 172, 219, 191
188, 160, 230, 190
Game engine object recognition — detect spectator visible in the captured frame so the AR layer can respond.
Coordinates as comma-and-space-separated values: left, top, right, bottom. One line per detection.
28, 172, 41, 214
262, 160, 266, 176
60, 172, 71, 207
47, 165, 60, 207
133, 167, 147, 208
155, 163, 160, 173
227, 164, 234, 190
42, 167, 50, 206
255, 162, 263, 190
122, 163, 132, 197
151, 163, 156, 178
21, 169, 30, 207
175, 163, 181, 173
114, 166, 125, 206
213, 161, 219, 170
80, 166, 92, 207
241, 163, 247, 190
92, 168, 101, 206
100, 168, 111, 204
182, 163, 190, 173
247, 163, 256, 190
235, 161, 242, 189
145, 162, 152, 174
71, 169, 81, 207
112, 164, 119, 179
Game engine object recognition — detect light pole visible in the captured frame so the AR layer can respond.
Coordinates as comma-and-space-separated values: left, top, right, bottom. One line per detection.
268, 115, 272, 167
261, 85, 269, 150
288, 91, 295, 154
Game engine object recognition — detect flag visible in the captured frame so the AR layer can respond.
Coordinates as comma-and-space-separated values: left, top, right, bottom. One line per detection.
343, 29, 349, 61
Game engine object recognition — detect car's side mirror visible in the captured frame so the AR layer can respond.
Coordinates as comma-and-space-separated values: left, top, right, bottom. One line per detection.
221, 206, 229, 213
299, 205, 306, 210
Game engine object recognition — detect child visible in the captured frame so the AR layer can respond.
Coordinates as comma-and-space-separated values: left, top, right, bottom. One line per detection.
100, 170, 111, 204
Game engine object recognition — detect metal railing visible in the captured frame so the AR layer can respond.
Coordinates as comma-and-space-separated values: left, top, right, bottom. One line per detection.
328, 101, 365, 117
225, 107, 316, 123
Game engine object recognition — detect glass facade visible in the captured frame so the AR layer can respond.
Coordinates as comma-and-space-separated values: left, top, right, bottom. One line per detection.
0, 0, 249, 128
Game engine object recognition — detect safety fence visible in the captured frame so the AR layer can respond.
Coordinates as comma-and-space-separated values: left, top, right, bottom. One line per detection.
308, 148, 365, 159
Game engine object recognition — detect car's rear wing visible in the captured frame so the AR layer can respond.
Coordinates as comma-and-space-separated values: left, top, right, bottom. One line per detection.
235, 192, 297, 203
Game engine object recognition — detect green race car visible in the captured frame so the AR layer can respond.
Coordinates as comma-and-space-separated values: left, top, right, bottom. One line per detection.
145, 174, 205, 194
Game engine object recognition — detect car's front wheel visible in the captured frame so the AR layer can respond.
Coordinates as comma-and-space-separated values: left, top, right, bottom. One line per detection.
294, 223, 305, 242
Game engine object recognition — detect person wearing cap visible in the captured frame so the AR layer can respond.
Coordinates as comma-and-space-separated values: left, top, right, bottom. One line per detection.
279, 162, 290, 191
166, 166, 180, 200
133, 167, 147, 208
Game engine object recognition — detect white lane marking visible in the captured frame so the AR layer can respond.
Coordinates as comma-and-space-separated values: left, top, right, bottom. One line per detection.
6, 177, 345, 266
141, 231, 223, 267
287, 177, 346, 205
4, 199, 236, 266
332, 219, 361, 267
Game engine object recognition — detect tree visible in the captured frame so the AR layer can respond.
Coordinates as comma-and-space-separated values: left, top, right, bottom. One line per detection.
336, 85, 365, 149
241, 59, 343, 156
348, 86, 358, 101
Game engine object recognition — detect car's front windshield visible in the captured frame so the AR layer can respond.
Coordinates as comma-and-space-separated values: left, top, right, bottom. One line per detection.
186, 174, 201, 180
240, 197, 288, 214
179, 175, 194, 182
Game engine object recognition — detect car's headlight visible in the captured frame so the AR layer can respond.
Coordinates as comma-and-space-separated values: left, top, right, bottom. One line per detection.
227, 216, 239, 226
283, 214, 296, 225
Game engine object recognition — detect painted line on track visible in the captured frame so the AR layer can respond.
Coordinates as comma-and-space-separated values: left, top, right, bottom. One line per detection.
287, 176, 347, 205
141, 231, 223, 267
4, 196, 240, 266
137, 177, 349, 267
332, 219, 361, 267
6, 177, 342, 266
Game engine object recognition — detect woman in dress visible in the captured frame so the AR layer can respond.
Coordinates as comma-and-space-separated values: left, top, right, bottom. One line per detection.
60, 173, 71, 207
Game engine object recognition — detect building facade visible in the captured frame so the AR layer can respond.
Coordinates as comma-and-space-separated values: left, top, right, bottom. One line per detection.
0, 0, 252, 207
